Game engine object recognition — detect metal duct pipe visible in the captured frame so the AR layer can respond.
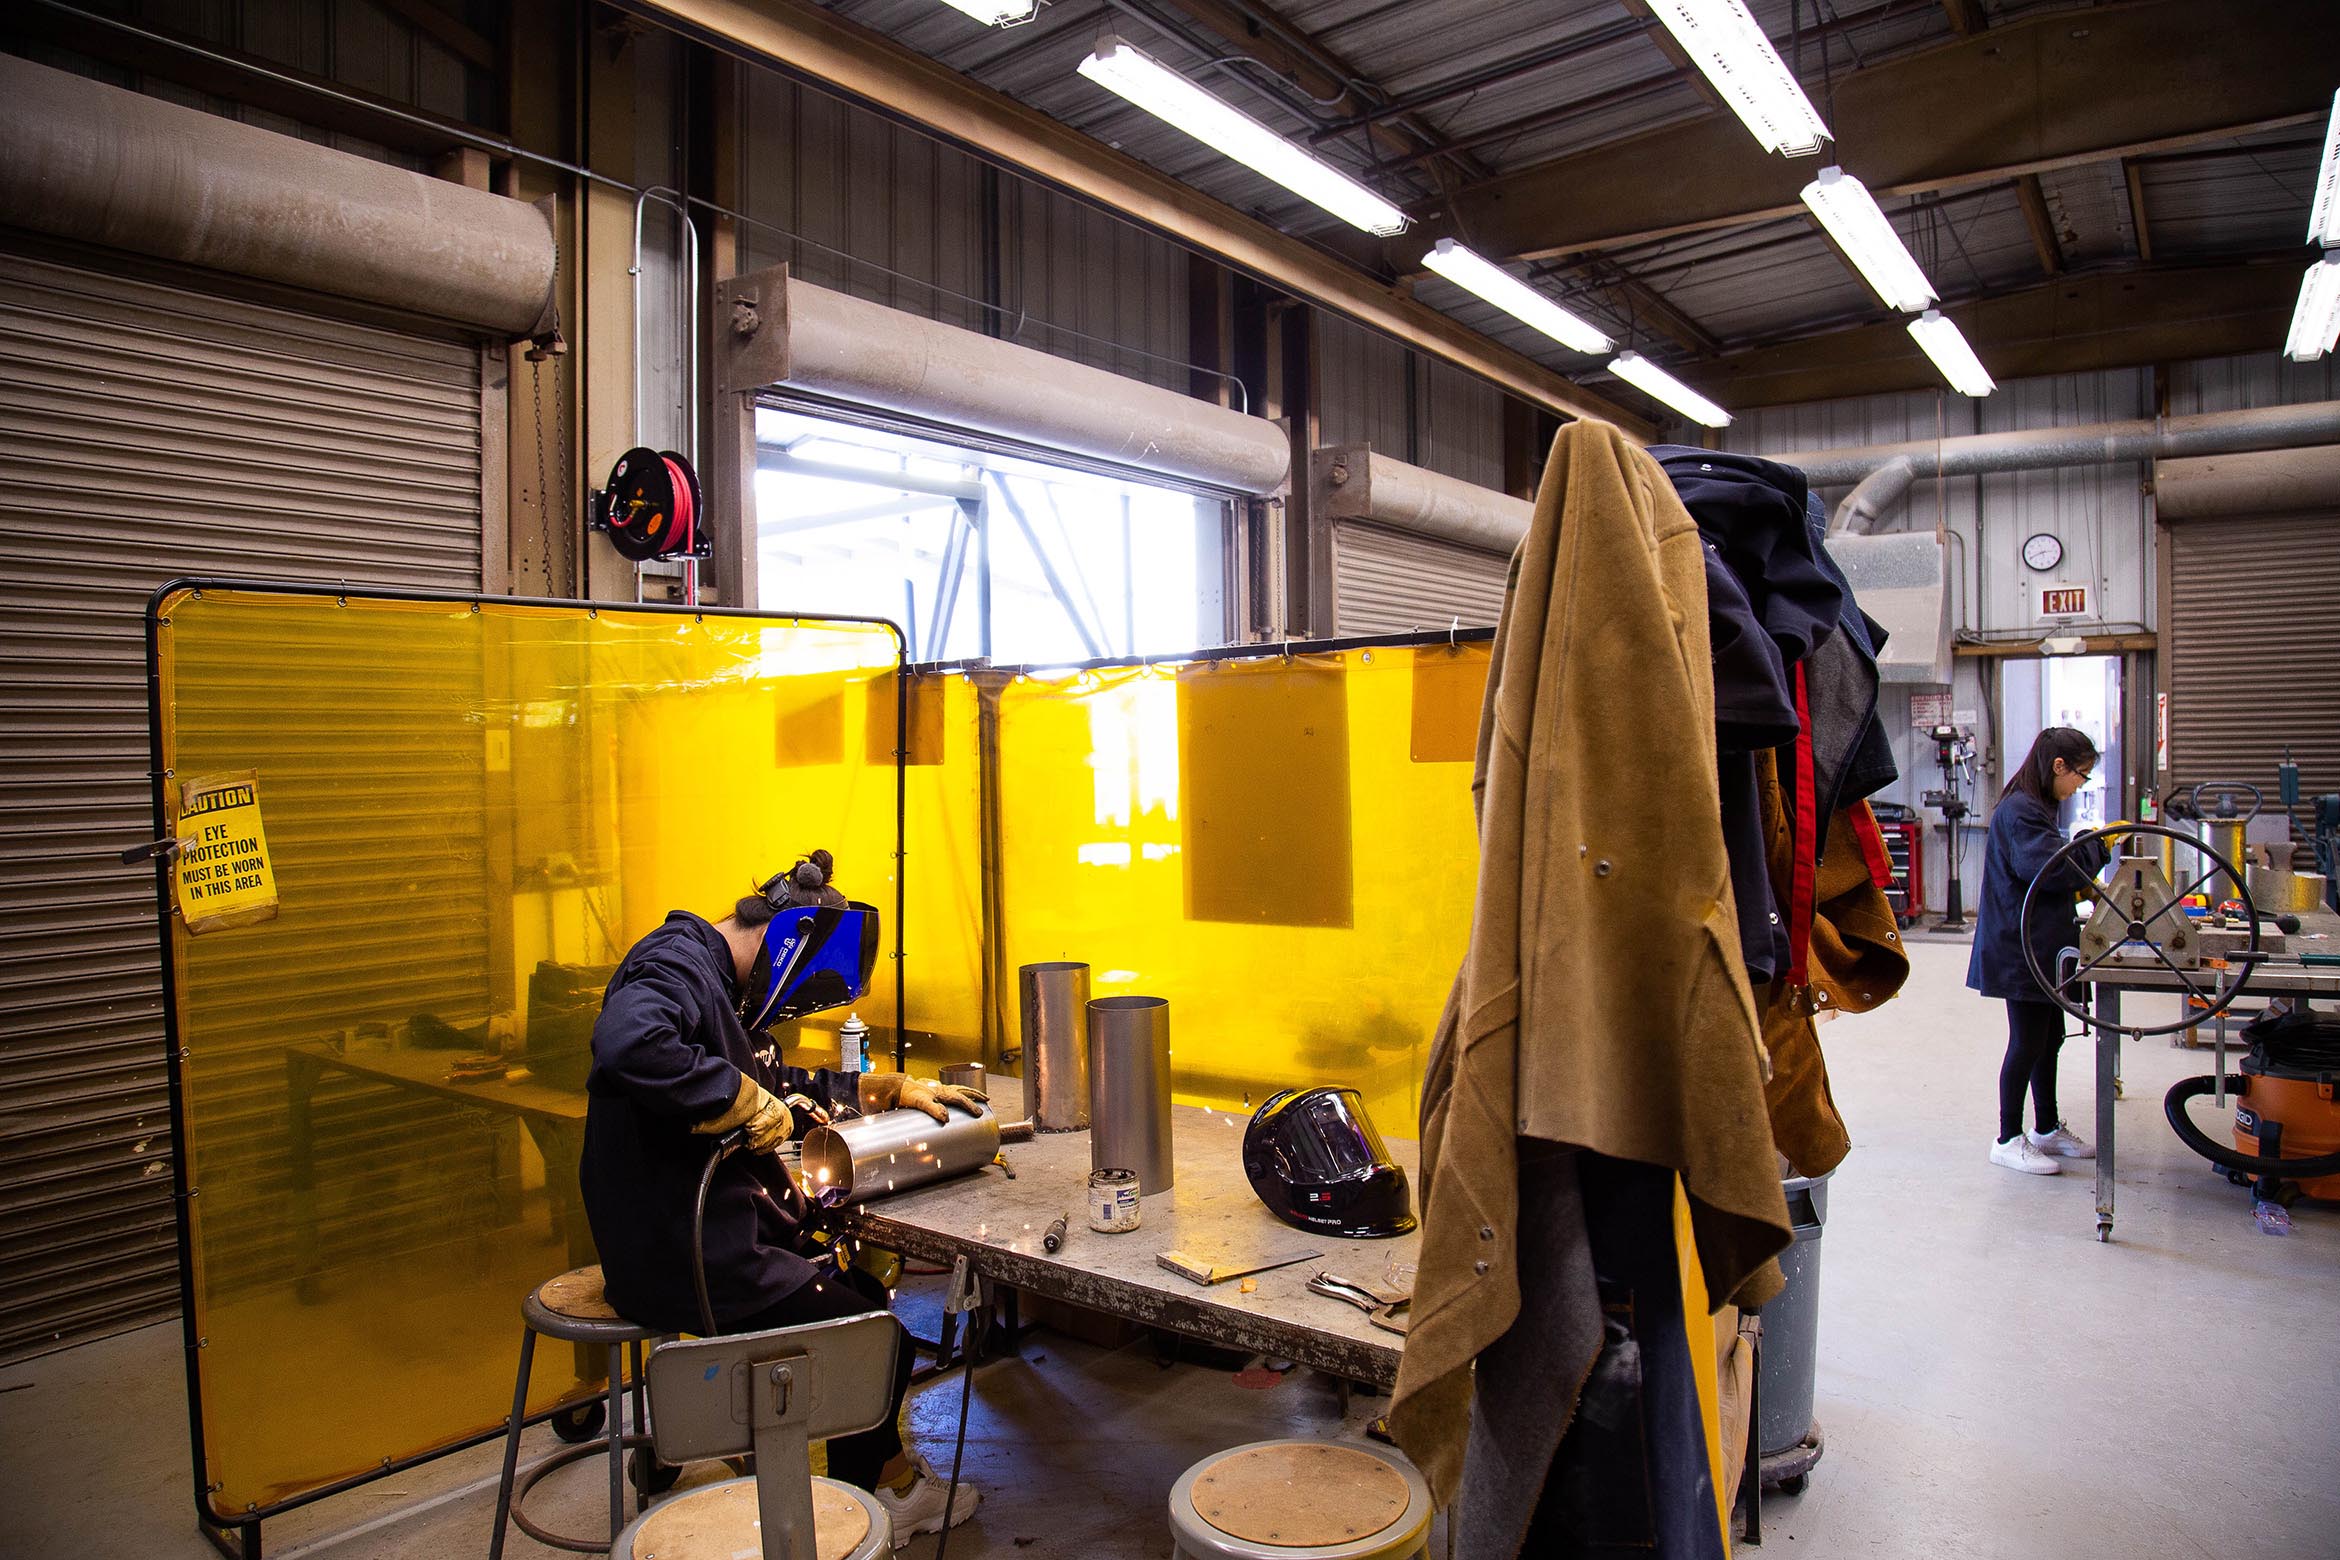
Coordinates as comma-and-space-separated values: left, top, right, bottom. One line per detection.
2151, 445, 2340, 520
0, 54, 558, 339
1020, 962, 1092, 1132
1311, 445, 1532, 554
1088, 996, 1174, 1195
775, 273, 1290, 496
800, 1105, 1003, 1206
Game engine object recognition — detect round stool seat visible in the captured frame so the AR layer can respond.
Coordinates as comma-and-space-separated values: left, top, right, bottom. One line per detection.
1169, 1440, 1431, 1560
613, 1475, 890, 1560
525, 1265, 660, 1345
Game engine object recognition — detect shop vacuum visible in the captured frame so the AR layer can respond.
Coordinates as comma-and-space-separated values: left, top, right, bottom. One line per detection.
2165, 1004, 2340, 1205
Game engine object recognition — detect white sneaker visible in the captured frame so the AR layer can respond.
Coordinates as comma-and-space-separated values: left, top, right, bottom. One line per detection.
2027, 1123, 2096, 1160
1990, 1136, 2061, 1176
874, 1451, 980, 1549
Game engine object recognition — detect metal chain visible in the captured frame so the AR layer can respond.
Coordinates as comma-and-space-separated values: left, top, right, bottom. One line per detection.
529, 357, 554, 596
552, 350, 575, 597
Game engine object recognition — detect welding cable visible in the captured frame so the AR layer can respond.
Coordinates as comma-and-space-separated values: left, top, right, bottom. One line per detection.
930, 1289, 987, 1560
691, 1128, 747, 1336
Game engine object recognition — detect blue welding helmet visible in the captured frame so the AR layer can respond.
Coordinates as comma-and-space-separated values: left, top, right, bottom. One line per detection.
742, 900, 880, 1032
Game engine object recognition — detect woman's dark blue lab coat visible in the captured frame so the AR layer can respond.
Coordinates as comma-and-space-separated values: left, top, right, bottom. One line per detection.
1966, 790, 2107, 1002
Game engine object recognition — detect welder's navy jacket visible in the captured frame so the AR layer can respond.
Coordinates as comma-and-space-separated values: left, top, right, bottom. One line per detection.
1967, 792, 2109, 1002
579, 912, 854, 1332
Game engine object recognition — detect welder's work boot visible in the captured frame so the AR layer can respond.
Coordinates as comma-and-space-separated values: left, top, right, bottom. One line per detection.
876, 1451, 981, 1548
1991, 1135, 2062, 1175
2027, 1123, 2096, 1159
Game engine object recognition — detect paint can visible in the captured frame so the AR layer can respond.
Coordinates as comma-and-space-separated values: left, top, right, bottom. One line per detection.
1088, 1167, 1141, 1233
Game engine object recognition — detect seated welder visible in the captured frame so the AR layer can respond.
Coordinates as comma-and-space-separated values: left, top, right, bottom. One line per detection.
578, 849, 988, 1541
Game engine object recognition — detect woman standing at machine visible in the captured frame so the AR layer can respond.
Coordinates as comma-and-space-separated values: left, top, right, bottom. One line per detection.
1969, 727, 2110, 1176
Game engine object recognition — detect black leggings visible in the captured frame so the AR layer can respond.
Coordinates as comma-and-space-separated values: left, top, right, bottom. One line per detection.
1999, 1000, 2066, 1142
726, 1264, 913, 1490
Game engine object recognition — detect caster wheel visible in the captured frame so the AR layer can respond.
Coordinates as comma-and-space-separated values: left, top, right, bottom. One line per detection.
2095, 1224, 2111, 1243
630, 1446, 682, 1496
551, 1402, 606, 1443
1778, 1474, 1808, 1496
2224, 1168, 2252, 1188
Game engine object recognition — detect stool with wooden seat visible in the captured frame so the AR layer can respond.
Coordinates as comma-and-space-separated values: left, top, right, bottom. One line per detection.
610, 1310, 900, 1560
489, 1264, 660, 1558
1168, 1439, 1432, 1560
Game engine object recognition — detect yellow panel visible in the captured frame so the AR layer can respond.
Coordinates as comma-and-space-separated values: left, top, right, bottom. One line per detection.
1409, 642, 1491, 764
1178, 656, 1354, 929
155, 588, 901, 1516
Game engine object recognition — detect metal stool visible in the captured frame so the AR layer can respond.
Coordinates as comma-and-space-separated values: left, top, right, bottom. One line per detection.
489, 1265, 660, 1557
610, 1310, 902, 1560
1168, 1439, 1431, 1560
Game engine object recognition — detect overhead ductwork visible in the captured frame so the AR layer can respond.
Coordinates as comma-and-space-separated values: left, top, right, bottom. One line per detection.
1311, 445, 1531, 555
0, 54, 558, 340
2152, 444, 2340, 520
1828, 532, 1953, 687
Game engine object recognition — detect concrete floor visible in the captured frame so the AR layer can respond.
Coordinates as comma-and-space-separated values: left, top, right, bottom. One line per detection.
6, 941, 2336, 1558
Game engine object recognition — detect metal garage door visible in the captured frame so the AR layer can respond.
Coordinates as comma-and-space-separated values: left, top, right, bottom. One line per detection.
1330, 520, 1510, 637
0, 244, 487, 1362
2164, 512, 2340, 865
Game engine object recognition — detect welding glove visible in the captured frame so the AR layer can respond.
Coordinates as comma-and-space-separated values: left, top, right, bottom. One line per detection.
695, 1071, 795, 1154
861, 1071, 988, 1124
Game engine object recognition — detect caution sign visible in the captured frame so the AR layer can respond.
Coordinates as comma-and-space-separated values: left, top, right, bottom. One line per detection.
175, 770, 279, 934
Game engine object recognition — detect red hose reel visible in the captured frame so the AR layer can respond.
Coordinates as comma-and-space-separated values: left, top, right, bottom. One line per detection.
596, 447, 709, 563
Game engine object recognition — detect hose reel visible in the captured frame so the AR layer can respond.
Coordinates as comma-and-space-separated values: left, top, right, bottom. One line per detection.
593, 446, 708, 563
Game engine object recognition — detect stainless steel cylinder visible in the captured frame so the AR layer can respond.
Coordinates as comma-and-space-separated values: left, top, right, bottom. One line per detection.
938, 1062, 987, 1094
800, 1105, 1001, 1207
1087, 995, 1173, 1195
1021, 962, 1092, 1132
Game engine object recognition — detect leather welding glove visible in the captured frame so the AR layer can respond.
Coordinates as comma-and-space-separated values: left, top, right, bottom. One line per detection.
694, 1071, 795, 1154
860, 1072, 988, 1124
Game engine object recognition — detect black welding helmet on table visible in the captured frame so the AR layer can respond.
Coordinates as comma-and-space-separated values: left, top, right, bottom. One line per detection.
1242, 1086, 1417, 1238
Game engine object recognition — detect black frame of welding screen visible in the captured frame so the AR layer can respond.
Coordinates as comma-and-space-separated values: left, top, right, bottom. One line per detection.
142, 578, 909, 1549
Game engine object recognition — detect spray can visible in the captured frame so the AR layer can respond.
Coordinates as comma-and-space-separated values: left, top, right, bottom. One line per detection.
838, 1013, 869, 1075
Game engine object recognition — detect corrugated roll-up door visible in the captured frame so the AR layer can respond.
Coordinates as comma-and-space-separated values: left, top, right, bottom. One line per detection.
2164, 512, 2340, 866
0, 244, 487, 1363
1330, 521, 1510, 637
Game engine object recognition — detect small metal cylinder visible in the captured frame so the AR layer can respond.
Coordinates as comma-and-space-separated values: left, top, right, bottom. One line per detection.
1088, 995, 1173, 1195
800, 1106, 1001, 1207
1021, 962, 1092, 1132
938, 1062, 987, 1094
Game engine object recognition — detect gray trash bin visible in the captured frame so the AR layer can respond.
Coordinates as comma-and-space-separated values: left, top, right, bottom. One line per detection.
1756, 1171, 1829, 1485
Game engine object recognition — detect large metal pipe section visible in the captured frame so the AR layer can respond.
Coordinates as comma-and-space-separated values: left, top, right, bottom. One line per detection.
1088, 996, 1174, 1194
1764, 403, 2340, 534
1311, 445, 1532, 555
776, 273, 1290, 496
0, 55, 558, 339
1020, 962, 1092, 1132
2151, 445, 2340, 520
800, 1105, 1003, 1206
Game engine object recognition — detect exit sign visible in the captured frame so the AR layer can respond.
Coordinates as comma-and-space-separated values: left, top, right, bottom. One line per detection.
2038, 582, 2089, 620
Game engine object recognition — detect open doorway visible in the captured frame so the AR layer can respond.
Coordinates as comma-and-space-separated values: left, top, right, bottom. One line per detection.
2000, 655, 2125, 829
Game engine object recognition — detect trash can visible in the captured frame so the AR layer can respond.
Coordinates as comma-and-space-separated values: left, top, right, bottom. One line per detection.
1757, 1171, 1829, 1490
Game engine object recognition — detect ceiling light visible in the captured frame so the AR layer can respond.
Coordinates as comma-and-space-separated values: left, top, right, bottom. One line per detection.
1608, 350, 1731, 427
2310, 89, 2340, 247
1801, 166, 1937, 313
1076, 37, 1409, 237
936, 0, 1038, 22
1420, 239, 1611, 354
2285, 256, 2340, 362
1906, 309, 1995, 397
1646, 0, 1831, 156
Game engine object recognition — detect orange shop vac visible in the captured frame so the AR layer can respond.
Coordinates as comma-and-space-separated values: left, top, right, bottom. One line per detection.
2164, 1003, 2340, 1204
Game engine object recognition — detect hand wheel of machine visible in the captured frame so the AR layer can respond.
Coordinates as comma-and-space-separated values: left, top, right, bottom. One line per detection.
2019, 822, 2260, 1038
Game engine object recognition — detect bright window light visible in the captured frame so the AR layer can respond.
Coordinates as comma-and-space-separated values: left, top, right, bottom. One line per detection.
2310, 89, 2340, 247
1646, 0, 1831, 156
1420, 239, 1611, 354
936, 0, 1038, 21
1801, 165, 1937, 313
1906, 309, 1995, 397
2284, 256, 2340, 362
1077, 36, 1410, 237
1608, 350, 1731, 427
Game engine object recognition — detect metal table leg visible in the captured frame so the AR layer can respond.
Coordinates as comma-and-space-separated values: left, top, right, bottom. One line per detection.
2094, 983, 2120, 1242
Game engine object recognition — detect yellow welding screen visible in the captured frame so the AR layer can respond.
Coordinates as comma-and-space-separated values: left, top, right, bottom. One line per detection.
155, 588, 903, 1515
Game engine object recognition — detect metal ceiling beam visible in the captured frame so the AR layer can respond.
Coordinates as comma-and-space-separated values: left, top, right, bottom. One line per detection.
616, 0, 1652, 435
1437, 0, 2337, 264
2123, 158, 2154, 262
2013, 174, 2065, 276
1678, 262, 2303, 408
1937, 0, 1988, 36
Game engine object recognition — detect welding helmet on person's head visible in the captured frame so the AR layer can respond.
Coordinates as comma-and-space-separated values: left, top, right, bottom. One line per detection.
739, 855, 879, 1031
1242, 1086, 1417, 1239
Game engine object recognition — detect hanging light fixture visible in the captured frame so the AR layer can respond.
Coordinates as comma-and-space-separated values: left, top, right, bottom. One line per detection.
1906, 309, 1995, 397
1608, 350, 1732, 427
1645, 0, 1832, 156
935, 0, 1038, 22
2309, 89, 2340, 248
1420, 239, 1612, 354
1801, 166, 1937, 312
2285, 256, 2340, 362
1076, 37, 1410, 237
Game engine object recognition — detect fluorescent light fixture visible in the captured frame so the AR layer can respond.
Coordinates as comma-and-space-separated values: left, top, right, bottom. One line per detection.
1420, 239, 1611, 354
936, 0, 1038, 21
1801, 165, 1937, 312
1646, 0, 1831, 155
2284, 256, 2340, 362
1076, 37, 1409, 237
1906, 309, 1995, 397
1608, 350, 1731, 427
2311, 89, 2340, 247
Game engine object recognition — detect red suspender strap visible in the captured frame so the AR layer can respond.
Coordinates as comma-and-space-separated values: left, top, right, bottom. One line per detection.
1850, 804, 1896, 892
1787, 664, 1818, 990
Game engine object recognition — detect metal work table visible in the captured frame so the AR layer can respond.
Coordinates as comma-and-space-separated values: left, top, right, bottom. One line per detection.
836, 1080, 1417, 1388
2084, 914, 2340, 1242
